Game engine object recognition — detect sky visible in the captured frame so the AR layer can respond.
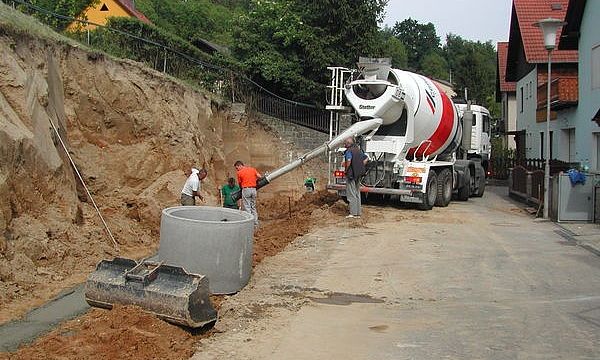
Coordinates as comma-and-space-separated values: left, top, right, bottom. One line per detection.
383, 0, 513, 46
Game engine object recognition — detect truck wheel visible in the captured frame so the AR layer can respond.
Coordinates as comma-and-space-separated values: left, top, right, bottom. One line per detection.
457, 169, 470, 201
474, 174, 485, 197
435, 169, 452, 207
418, 170, 437, 211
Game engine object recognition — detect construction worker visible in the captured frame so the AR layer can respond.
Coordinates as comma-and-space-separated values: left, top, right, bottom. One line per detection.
343, 137, 368, 218
181, 167, 207, 206
234, 160, 262, 226
221, 177, 241, 209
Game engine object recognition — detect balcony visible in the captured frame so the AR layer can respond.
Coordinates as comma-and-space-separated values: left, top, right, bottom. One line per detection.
537, 77, 578, 111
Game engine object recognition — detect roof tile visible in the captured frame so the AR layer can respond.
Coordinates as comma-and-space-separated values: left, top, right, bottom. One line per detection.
116, 0, 151, 24
513, 0, 577, 63
497, 42, 516, 92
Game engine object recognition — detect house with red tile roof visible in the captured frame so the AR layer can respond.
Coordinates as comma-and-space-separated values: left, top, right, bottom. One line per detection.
496, 42, 517, 150
559, 0, 600, 170
68, 0, 151, 31
505, 0, 578, 161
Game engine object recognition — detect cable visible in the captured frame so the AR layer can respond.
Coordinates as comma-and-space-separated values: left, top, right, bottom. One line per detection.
47, 117, 120, 252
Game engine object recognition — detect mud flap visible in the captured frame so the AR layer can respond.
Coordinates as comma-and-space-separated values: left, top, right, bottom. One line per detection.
85, 258, 217, 328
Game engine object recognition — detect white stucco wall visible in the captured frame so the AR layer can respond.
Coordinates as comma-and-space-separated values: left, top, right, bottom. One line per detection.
576, 1, 600, 171
517, 67, 578, 161
502, 92, 517, 149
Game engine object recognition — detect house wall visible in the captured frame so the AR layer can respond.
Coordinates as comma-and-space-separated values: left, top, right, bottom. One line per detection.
577, 1, 600, 171
517, 67, 578, 161
502, 92, 517, 149
68, 0, 132, 30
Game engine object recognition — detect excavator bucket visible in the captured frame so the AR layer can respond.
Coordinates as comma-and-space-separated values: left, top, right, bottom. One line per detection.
85, 257, 217, 328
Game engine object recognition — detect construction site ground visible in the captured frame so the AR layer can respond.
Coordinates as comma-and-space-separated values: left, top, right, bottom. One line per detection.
2, 6, 600, 358
2, 186, 600, 359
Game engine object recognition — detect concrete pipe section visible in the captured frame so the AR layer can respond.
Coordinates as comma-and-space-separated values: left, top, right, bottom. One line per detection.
159, 206, 254, 294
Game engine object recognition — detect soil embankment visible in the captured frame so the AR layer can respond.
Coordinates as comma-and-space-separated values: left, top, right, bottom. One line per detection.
0, 14, 325, 327
0, 191, 348, 359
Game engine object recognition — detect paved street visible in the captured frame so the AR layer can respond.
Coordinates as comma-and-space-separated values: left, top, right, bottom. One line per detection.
194, 186, 600, 360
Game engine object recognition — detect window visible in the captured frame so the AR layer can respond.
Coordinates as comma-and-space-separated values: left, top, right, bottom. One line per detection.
540, 131, 554, 159
540, 131, 544, 159
482, 115, 490, 134
568, 129, 576, 163
520, 87, 524, 113
100, 3, 109, 11
550, 131, 553, 159
596, 133, 600, 170
593, 44, 600, 90
529, 81, 533, 98
594, 133, 600, 171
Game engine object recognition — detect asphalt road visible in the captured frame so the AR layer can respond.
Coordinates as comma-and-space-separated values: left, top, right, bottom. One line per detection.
194, 186, 600, 360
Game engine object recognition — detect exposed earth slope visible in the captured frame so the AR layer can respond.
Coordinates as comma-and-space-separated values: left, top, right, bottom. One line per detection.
0, 5, 323, 324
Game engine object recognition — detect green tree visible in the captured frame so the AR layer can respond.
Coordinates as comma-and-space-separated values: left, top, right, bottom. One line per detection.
421, 51, 448, 80
391, 18, 440, 71
28, 0, 98, 29
233, 0, 387, 103
135, 0, 246, 45
376, 27, 408, 69
444, 34, 497, 113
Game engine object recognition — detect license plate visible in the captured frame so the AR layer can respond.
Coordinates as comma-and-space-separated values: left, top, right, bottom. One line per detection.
401, 195, 422, 203
404, 184, 422, 190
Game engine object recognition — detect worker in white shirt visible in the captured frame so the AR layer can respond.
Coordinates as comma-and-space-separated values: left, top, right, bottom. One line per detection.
180, 167, 207, 205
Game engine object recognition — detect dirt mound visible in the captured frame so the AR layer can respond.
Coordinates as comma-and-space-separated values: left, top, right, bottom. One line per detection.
0, 24, 325, 323
0, 305, 199, 360
1, 190, 346, 359
253, 190, 341, 265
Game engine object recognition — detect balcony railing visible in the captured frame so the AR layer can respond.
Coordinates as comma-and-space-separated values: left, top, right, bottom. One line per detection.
537, 77, 578, 111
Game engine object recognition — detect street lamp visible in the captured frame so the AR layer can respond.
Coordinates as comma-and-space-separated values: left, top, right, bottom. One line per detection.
534, 18, 566, 219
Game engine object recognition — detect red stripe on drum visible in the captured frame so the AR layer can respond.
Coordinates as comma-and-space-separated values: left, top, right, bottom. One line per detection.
415, 84, 456, 157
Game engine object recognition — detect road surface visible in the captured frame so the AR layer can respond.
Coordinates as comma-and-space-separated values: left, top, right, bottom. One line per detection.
193, 186, 600, 360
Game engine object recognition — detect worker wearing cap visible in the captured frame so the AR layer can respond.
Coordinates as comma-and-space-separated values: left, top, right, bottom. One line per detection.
181, 167, 207, 206
234, 160, 262, 226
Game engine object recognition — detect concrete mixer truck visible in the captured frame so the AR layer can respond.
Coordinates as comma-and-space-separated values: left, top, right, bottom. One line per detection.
232, 58, 488, 210
325, 58, 488, 209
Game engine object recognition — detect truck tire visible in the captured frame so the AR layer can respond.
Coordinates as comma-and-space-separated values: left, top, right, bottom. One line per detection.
457, 169, 470, 201
435, 169, 452, 207
418, 170, 437, 211
474, 174, 485, 197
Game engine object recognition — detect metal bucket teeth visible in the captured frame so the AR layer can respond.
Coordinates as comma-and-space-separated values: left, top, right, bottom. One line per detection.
85, 257, 217, 328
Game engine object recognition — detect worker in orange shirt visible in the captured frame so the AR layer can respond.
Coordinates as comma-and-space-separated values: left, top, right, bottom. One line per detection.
234, 160, 262, 227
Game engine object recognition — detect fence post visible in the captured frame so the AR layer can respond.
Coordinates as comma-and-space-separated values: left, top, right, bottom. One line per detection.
163, 47, 167, 73
526, 172, 533, 202
86, 28, 90, 45
231, 73, 235, 103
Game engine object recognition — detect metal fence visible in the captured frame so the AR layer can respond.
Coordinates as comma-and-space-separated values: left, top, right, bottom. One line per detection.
491, 154, 577, 180
3, 0, 330, 133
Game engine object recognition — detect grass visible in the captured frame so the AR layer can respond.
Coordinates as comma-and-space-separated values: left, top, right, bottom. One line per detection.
0, 2, 226, 104
0, 2, 78, 45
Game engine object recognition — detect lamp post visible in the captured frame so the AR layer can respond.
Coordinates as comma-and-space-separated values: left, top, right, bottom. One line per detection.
534, 18, 565, 219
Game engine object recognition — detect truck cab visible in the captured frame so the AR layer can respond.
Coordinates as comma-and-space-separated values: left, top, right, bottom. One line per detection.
455, 103, 491, 174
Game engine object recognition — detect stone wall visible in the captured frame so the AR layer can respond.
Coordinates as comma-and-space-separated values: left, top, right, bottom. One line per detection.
252, 112, 352, 155
254, 114, 329, 154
